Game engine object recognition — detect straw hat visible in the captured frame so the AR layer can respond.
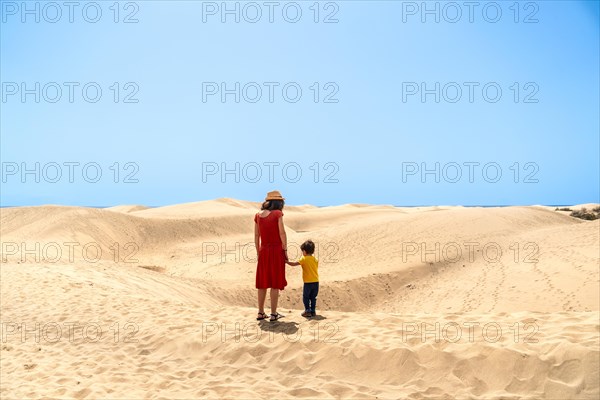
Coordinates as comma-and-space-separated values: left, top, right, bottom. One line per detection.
265, 190, 285, 201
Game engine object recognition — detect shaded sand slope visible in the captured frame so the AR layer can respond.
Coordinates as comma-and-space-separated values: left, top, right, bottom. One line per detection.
1, 200, 599, 399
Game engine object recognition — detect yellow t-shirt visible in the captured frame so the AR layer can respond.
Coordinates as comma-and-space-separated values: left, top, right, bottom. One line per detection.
299, 255, 319, 283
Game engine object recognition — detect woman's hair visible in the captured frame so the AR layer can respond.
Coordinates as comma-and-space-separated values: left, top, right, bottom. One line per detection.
261, 200, 285, 211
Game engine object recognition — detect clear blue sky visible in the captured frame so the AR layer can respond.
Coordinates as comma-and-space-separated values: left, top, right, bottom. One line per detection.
1, 0, 598, 206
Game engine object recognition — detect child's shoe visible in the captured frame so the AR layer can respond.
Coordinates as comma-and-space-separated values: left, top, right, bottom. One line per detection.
301, 311, 312, 318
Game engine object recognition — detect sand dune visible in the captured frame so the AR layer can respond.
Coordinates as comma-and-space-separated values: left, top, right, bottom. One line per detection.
1, 200, 598, 399
106, 205, 150, 213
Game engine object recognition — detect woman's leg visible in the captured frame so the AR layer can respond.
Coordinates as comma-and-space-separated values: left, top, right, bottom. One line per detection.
258, 289, 267, 313
270, 288, 280, 314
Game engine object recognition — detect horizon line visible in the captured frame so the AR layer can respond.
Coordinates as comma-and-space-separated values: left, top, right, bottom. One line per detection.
1, 203, 597, 209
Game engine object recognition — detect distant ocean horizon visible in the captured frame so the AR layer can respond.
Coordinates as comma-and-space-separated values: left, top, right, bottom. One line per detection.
0, 204, 588, 209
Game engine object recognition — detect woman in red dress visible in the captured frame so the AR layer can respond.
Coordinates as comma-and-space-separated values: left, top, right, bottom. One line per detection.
254, 190, 288, 322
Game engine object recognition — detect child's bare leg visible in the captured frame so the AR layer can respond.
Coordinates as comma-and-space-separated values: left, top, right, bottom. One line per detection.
258, 289, 267, 314
270, 289, 280, 314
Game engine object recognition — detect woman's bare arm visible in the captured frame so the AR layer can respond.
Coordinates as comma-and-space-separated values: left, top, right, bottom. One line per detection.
278, 216, 288, 259
254, 220, 260, 253
278, 216, 287, 249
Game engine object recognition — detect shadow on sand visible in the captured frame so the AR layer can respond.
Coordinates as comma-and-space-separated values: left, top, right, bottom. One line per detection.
258, 319, 300, 334
257, 314, 328, 334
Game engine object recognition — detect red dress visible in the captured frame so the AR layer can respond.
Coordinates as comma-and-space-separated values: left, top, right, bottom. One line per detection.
255, 210, 287, 290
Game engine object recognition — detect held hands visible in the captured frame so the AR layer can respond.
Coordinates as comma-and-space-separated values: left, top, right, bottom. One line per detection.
284, 249, 301, 266
283, 250, 296, 265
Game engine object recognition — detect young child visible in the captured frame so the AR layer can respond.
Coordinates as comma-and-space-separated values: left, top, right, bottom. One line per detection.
286, 240, 319, 317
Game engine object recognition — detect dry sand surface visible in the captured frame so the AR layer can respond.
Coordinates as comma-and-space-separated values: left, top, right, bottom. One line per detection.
1, 199, 599, 399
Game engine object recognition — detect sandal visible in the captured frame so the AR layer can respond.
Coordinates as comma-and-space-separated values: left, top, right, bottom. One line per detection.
270, 313, 284, 322
256, 312, 267, 321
